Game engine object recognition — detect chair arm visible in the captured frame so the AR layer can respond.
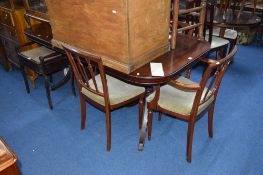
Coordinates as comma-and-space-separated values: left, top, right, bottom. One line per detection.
169, 79, 201, 90
39, 52, 63, 64
199, 57, 218, 64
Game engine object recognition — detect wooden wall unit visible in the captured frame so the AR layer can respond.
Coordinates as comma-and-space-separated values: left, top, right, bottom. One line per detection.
45, 0, 171, 73
22, 0, 51, 88
0, 35, 10, 70
23, 0, 52, 44
0, 0, 29, 67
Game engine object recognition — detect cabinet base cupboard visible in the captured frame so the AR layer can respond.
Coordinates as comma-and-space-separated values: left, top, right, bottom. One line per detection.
46, 0, 171, 73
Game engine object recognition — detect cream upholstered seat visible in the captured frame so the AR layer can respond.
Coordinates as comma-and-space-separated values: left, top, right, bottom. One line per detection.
205, 35, 229, 49
20, 46, 56, 63
206, 28, 238, 40
147, 76, 214, 116
81, 75, 145, 106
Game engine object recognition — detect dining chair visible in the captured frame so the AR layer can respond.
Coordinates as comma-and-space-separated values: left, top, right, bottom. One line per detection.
206, 2, 238, 57
247, 0, 263, 45
146, 45, 237, 163
171, 0, 207, 49
17, 42, 75, 110
62, 43, 145, 151
172, 0, 230, 59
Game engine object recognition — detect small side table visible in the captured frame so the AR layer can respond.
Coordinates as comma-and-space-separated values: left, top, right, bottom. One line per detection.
0, 138, 20, 175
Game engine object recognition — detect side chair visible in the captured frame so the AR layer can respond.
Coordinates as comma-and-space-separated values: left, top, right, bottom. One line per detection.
146, 45, 237, 163
205, 2, 238, 57
17, 42, 75, 110
172, 0, 230, 59
62, 44, 145, 151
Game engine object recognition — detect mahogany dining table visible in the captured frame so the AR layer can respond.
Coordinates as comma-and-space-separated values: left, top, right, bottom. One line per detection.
24, 23, 211, 151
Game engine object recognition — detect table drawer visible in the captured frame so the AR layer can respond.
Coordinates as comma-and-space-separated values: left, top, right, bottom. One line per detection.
1, 38, 20, 67
0, 11, 14, 27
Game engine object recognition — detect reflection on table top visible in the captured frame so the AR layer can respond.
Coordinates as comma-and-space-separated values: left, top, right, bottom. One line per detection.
246, 2, 263, 11
212, 8, 261, 27
25, 27, 210, 85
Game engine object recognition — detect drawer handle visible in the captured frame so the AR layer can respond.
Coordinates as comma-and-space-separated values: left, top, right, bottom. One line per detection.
4, 14, 8, 20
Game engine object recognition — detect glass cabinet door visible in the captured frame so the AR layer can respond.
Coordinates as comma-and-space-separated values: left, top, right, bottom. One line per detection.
13, 0, 24, 8
0, 0, 24, 9
26, 0, 48, 14
0, 0, 12, 9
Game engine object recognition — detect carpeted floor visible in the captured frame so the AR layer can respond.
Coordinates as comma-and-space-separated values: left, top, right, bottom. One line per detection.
0, 43, 262, 175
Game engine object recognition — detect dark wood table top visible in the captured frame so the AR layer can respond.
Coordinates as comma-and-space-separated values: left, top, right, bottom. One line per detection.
211, 8, 261, 27
25, 25, 210, 86
107, 34, 210, 85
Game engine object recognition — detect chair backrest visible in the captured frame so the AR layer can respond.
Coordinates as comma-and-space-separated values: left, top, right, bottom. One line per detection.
171, 0, 207, 49
177, 21, 196, 37
62, 44, 110, 106
193, 45, 237, 115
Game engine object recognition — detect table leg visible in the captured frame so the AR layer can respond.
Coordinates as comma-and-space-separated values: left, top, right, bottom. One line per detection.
138, 104, 148, 151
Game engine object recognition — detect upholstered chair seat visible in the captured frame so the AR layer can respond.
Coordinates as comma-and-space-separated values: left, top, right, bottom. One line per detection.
205, 35, 229, 49
81, 75, 145, 106
206, 28, 238, 40
20, 46, 56, 63
147, 76, 214, 116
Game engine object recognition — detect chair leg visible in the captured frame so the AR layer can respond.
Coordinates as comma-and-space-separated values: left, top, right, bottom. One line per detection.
218, 46, 227, 59
43, 74, 53, 110
106, 108, 111, 151
70, 67, 76, 96
208, 103, 215, 138
20, 64, 30, 94
49, 74, 53, 83
186, 119, 196, 163
147, 109, 153, 140
229, 39, 237, 54
80, 95, 86, 130
138, 96, 144, 129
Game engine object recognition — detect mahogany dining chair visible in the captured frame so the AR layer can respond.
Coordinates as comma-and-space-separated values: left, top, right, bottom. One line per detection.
62, 44, 145, 151
146, 45, 237, 163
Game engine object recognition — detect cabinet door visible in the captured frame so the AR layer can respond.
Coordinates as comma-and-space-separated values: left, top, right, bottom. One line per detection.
0, 39, 10, 70
1, 38, 20, 67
